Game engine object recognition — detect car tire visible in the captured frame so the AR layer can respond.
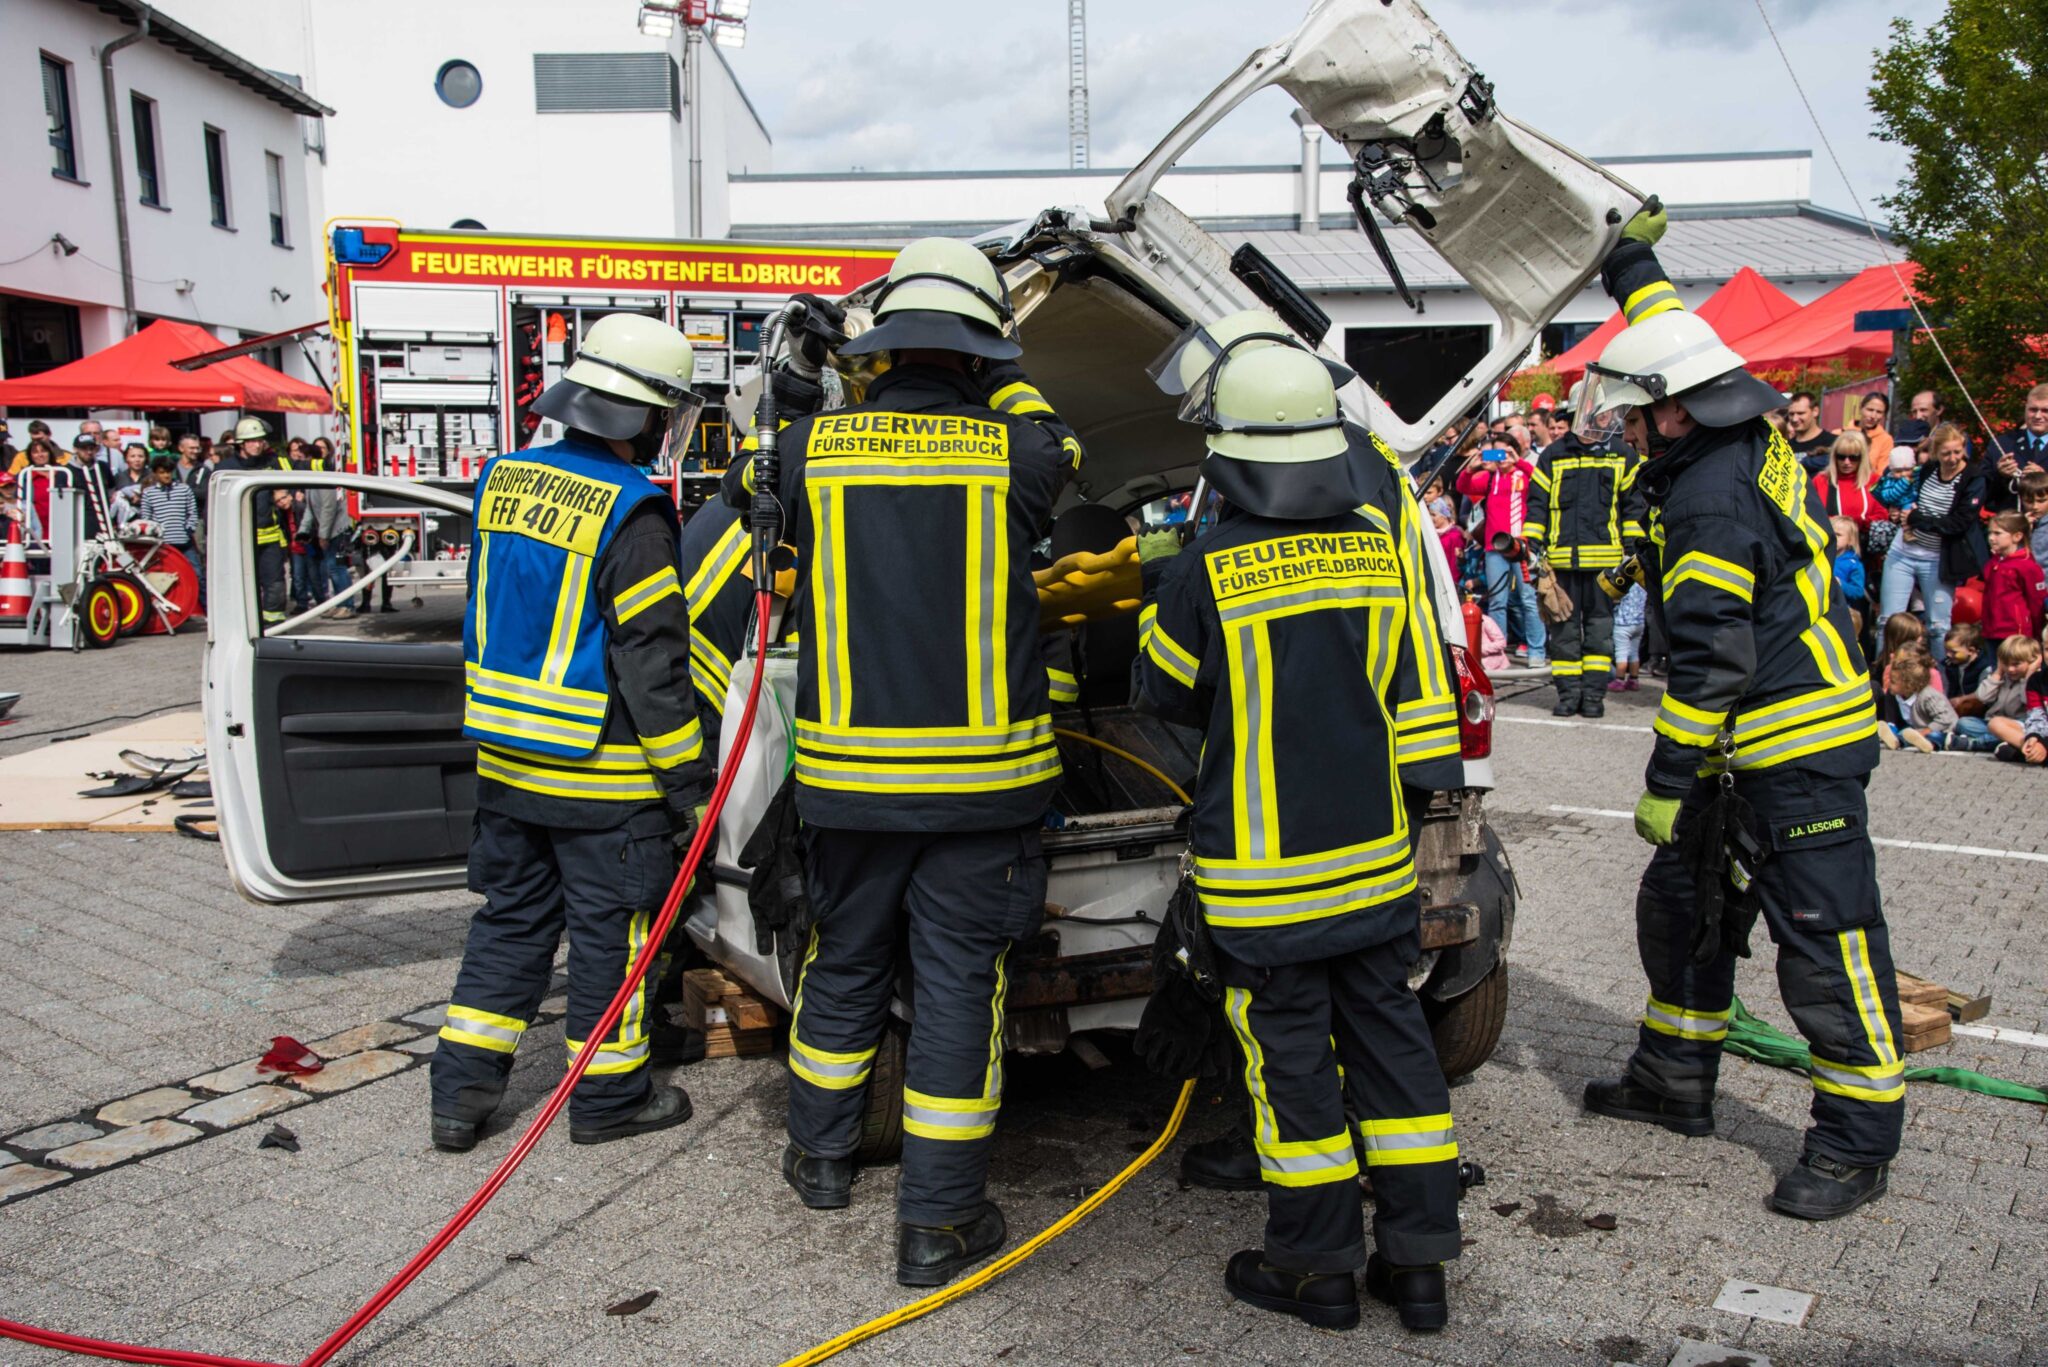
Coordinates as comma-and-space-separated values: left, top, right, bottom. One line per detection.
80, 579, 122, 649
854, 1017, 907, 1165
1424, 958, 1507, 1082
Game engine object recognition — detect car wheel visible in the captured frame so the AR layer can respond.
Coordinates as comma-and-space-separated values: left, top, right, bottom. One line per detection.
854, 1017, 907, 1165
80, 579, 122, 648
1424, 959, 1507, 1082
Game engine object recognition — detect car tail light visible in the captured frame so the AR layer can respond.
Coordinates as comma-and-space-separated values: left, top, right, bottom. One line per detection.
1453, 643, 1494, 759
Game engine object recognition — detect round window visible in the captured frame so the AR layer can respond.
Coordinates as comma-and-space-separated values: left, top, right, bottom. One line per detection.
435, 60, 482, 109
451, 219, 486, 231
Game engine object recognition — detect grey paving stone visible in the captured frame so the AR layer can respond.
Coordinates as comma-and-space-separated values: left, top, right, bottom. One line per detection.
10, 1120, 105, 1151
185, 1058, 269, 1096
402, 1004, 447, 1027
0, 1164, 72, 1203
288, 1049, 413, 1095
178, 1084, 308, 1129
396, 1034, 439, 1056
306, 1020, 422, 1058
1668, 1336, 1770, 1367
43, 1118, 200, 1171
1712, 1278, 1814, 1327
97, 1086, 201, 1127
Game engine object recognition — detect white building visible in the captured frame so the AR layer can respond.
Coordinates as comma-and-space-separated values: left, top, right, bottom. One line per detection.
153, 0, 774, 241
2, 0, 328, 409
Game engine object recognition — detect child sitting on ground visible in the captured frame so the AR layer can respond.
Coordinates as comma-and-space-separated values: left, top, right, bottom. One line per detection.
1885, 649, 1955, 753
1974, 634, 2040, 754
1942, 622, 1990, 698
2021, 469, 2048, 575
1873, 612, 1930, 724
2013, 629, 2048, 766
1608, 579, 1647, 692
1829, 516, 1866, 640
1980, 511, 2048, 647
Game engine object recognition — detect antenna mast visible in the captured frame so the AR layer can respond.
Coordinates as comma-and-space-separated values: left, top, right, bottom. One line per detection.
1068, 0, 1089, 169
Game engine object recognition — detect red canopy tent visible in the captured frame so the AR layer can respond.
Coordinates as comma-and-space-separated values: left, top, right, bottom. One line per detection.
1725, 263, 1920, 373
0, 319, 331, 412
1534, 267, 1804, 388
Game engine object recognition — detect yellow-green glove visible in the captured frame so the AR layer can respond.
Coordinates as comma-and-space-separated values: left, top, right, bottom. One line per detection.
1633, 792, 1681, 846
1621, 200, 1668, 246
1137, 529, 1183, 565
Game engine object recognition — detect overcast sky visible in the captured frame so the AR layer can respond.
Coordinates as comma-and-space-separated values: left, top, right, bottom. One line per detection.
723, 0, 1944, 218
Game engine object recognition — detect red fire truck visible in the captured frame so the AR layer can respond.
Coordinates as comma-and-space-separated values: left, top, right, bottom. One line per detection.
321, 223, 895, 531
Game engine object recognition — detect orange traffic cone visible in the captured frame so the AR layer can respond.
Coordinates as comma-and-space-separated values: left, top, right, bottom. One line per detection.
0, 520, 30, 623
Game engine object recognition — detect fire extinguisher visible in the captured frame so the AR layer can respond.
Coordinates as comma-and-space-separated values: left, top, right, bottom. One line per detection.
1461, 598, 1483, 660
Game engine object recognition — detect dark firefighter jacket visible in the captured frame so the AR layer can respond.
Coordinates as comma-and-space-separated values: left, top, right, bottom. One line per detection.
1521, 431, 1644, 570
724, 361, 1083, 832
1134, 490, 1460, 969
1603, 241, 1878, 799
675, 498, 753, 740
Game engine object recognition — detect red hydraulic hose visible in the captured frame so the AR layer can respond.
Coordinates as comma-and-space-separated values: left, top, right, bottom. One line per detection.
0, 596, 777, 1367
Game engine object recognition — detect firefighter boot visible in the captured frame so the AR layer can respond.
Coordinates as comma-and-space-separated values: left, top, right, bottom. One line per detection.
896, 1201, 1006, 1288
782, 1142, 854, 1210
1582, 1077, 1714, 1137
567, 1085, 692, 1146
1223, 1250, 1361, 1331
1770, 1153, 1888, 1221
1365, 1253, 1448, 1332
1179, 1129, 1264, 1192
430, 1081, 505, 1153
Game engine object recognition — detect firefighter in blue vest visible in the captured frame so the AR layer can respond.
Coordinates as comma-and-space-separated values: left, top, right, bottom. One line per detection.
726, 237, 1081, 1288
1577, 207, 1900, 1220
1136, 340, 1464, 1333
430, 313, 713, 1151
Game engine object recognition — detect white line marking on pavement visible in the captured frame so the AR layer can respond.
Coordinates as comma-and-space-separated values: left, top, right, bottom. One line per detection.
1498, 715, 1653, 735
1952, 1024, 2048, 1051
1543, 805, 2048, 865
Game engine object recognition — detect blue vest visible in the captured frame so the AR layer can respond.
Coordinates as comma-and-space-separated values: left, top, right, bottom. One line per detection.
463, 440, 667, 758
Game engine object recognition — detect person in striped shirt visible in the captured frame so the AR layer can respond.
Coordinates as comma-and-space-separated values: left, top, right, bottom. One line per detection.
137, 454, 198, 554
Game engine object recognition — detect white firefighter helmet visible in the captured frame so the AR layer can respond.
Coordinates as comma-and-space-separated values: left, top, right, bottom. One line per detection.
1148, 306, 1356, 401
1577, 308, 1783, 441
1200, 344, 1348, 465
531, 313, 705, 456
233, 416, 271, 443
835, 237, 1018, 360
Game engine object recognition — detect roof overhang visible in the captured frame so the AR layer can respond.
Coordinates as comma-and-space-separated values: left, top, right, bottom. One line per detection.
73, 0, 335, 118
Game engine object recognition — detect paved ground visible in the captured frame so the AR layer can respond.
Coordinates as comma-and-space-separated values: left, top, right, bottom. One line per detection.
0, 635, 2043, 1366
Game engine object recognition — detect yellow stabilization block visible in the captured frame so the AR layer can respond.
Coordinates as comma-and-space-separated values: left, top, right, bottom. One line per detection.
1035, 534, 1141, 632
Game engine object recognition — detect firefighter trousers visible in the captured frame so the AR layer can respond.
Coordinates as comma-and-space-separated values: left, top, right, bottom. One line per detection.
256, 544, 287, 625
1628, 768, 1905, 1167
1219, 927, 1463, 1274
785, 824, 1046, 1227
431, 806, 677, 1127
1547, 569, 1614, 704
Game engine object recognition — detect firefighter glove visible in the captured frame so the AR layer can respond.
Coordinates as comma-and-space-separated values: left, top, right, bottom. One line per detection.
1137, 529, 1182, 565
1621, 201, 1668, 246
1134, 973, 1213, 1080
1633, 792, 1681, 846
672, 802, 710, 857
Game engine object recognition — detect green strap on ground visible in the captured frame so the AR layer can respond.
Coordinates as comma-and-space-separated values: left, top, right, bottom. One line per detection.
1726, 999, 2046, 1105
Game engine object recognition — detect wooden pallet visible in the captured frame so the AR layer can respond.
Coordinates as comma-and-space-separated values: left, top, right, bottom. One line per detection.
0, 712, 205, 832
682, 968, 782, 1059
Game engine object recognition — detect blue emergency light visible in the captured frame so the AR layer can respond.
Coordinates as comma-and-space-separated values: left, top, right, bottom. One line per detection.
331, 227, 393, 266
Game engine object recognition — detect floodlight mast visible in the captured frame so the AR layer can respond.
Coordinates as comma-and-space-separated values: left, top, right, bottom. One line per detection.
1068, 0, 1089, 169
638, 2, 752, 233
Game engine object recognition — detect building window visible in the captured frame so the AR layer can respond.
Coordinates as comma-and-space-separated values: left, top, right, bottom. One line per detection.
435, 59, 483, 108
43, 54, 78, 179
204, 126, 231, 227
132, 94, 163, 206
265, 152, 288, 246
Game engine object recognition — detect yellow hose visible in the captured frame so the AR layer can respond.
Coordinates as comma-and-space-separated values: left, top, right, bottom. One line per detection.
1053, 727, 1193, 805
777, 1078, 1196, 1367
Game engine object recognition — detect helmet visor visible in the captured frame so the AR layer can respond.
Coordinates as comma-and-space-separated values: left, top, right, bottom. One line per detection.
1573, 363, 1660, 445
1147, 323, 1356, 402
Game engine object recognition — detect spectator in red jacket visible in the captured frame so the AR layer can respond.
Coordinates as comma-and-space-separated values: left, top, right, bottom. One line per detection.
1455, 435, 1547, 665
1812, 432, 1880, 527
1980, 511, 2048, 646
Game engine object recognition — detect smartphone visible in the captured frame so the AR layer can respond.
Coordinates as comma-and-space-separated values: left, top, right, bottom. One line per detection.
1480, 447, 1509, 463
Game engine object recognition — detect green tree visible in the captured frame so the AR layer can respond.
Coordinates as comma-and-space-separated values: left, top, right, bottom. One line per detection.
1870, 0, 2048, 425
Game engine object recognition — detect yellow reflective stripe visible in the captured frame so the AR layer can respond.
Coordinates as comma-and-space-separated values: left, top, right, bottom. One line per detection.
614, 564, 681, 625
464, 698, 606, 749
1229, 623, 1280, 858
465, 662, 610, 717
473, 535, 491, 658
1642, 996, 1731, 1041
1732, 677, 1869, 744
964, 485, 989, 726
1654, 691, 1728, 747
983, 947, 1008, 1101
987, 381, 1052, 416
565, 1033, 649, 1075
902, 1087, 1001, 1141
789, 1033, 876, 1090
690, 630, 734, 712
480, 742, 650, 770
1728, 712, 1877, 771
1224, 988, 1277, 1148
1195, 832, 1410, 889
439, 1003, 526, 1053
684, 518, 748, 614
622, 910, 648, 1041
1527, 466, 1553, 493
1550, 660, 1583, 677
794, 750, 1059, 794
1060, 435, 1083, 470
1840, 928, 1900, 1066
1358, 1112, 1457, 1167
1144, 619, 1200, 689
820, 485, 853, 725
1254, 1132, 1360, 1188
477, 751, 661, 801
1198, 865, 1416, 919
1665, 550, 1755, 603
638, 718, 704, 770
1047, 667, 1079, 704
796, 716, 1051, 756
538, 554, 590, 688
1623, 279, 1682, 322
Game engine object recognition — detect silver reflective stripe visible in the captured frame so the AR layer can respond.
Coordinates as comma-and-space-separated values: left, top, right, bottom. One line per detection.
1237, 623, 1268, 861
1675, 560, 1752, 599
1259, 1146, 1356, 1177
640, 725, 703, 762
1360, 1127, 1453, 1154
1204, 868, 1413, 917
686, 522, 747, 614
1644, 1000, 1727, 1036
468, 711, 603, 746
795, 752, 1060, 787
444, 1015, 522, 1048
1398, 700, 1458, 728
792, 1048, 869, 1081
1732, 684, 1863, 742
814, 485, 845, 725
812, 463, 1006, 480
569, 1036, 649, 1063
1218, 582, 1403, 623
976, 483, 998, 727
903, 1100, 997, 1132
614, 570, 677, 621
796, 718, 1051, 753
1811, 1058, 1902, 1092
477, 757, 655, 795
1656, 705, 1722, 741
1624, 284, 1681, 321
466, 671, 606, 712
1196, 835, 1409, 888
1733, 712, 1873, 768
